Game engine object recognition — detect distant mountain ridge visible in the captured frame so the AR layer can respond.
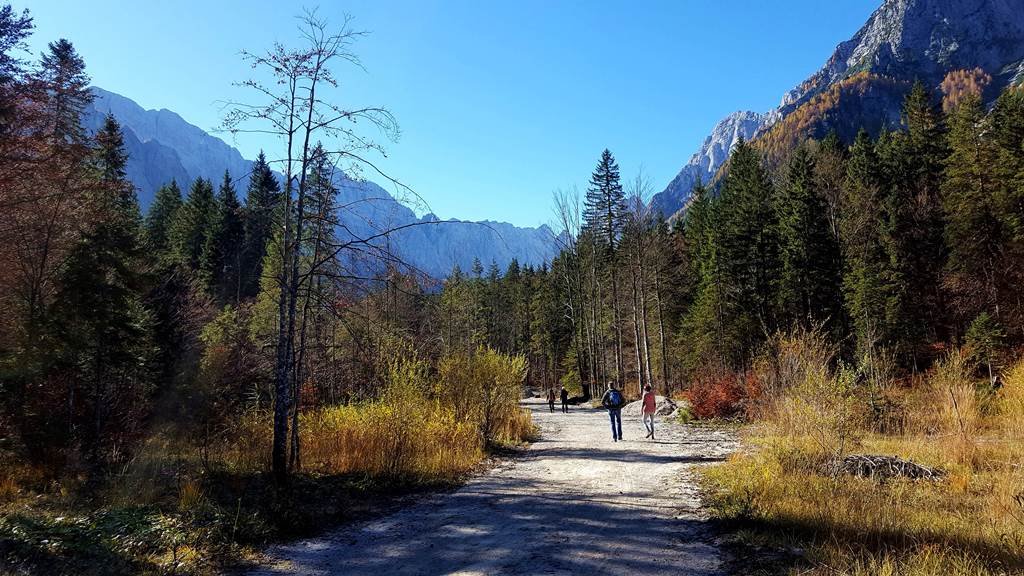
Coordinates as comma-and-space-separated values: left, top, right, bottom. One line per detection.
651, 0, 1024, 219
84, 87, 557, 278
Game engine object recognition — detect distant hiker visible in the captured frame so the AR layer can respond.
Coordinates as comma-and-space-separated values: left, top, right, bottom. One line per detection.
560, 385, 570, 413
641, 385, 657, 439
601, 382, 625, 441
546, 388, 556, 412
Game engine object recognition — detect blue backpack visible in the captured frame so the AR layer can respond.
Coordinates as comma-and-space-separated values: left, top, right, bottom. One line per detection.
607, 389, 623, 408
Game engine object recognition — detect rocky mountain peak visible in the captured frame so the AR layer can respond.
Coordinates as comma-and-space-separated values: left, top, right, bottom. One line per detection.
780, 0, 1024, 115
649, 110, 765, 217
654, 0, 1024, 220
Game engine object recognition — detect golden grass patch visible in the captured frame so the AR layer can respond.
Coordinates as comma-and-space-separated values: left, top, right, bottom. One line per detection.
702, 342, 1024, 575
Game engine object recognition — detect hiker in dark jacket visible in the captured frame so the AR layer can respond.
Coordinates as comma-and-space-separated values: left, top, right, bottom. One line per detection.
600, 382, 625, 441
546, 388, 556, 412
559, 386, 570, 413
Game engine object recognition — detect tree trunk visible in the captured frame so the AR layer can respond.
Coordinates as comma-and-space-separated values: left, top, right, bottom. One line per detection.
637, 235, 654, 389
654, 270, 670, 396
610, 265, 624, 389
272, 80, 300, 487
630, 259, 645, 396
271, 188, 293, 486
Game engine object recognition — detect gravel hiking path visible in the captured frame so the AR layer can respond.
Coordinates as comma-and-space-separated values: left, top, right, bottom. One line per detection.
246, 397, 739, 575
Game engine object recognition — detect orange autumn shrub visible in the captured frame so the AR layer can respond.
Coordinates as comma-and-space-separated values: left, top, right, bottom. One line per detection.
685, 371, 761, 419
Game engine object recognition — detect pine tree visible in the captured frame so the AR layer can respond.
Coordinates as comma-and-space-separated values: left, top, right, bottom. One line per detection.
49, 112, 152, 462
841, 130, 889, 355
881, 82, 948, 360
942, 92, 1003, 326
7, 32, 93, 355
169, 178, 217, 272
584, 149, 626, 251
679, 181, 728, 372
988, 87, 1024, 334
715, 139, 781, 364
241, 151, 282, 298
583, 149, 627, 386
303, 143, 339, 276
775, 144, 843, 333
37, 38, 92, 145
990, 88, 1024, 247
93, 114, 137, 215
204, 171, 245, 302
145, 180, 183, 257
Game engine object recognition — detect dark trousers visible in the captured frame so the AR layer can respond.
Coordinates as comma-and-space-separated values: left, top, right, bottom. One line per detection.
561, 400, 568, 413
608, 409, 622, 440
548, 400, 555, 412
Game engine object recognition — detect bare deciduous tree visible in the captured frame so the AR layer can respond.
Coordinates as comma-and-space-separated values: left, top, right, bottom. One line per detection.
221, 10, 412, 485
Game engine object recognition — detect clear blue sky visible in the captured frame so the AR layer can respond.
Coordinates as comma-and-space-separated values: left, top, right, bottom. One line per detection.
23, 0, 879, 227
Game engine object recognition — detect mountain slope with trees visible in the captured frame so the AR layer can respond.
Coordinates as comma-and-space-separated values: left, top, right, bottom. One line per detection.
651, 0, 1024, 218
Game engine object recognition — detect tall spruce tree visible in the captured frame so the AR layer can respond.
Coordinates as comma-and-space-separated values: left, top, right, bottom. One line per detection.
49, 112, 152, 462
204, 171, 246, 302
145, 180, 183, 258
679, 181, 725, 371
942, 93, 1003, 327
990, 88, 1024, 250
303, 143, 339, 275
775, 144, 843, 334
715, 139, 780, 365
93, 114, 137, 215
169, 177, 217, 272
883, 82, 948, 360
583, 149, 627, 386
241, 151, 282, 298
841, 130, 889, 355
584, 149, 627, 250
37, 38, 91, 145
0, 5, 33, 130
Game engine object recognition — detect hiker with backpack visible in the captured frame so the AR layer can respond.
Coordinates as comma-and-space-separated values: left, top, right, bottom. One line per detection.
559, 385, 570, 413
641, 384, 657, 439
546, 388, 556, 412
601, 382, 625, 441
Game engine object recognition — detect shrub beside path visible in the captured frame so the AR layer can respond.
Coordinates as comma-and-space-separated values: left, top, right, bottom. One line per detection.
246, 397, 738, 575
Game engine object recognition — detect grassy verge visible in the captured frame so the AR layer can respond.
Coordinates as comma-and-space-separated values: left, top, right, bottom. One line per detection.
697, 335, 1024, 575
0, 470, 458, 575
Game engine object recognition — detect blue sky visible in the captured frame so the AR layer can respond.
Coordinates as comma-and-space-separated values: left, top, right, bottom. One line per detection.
23, 0, 879, 227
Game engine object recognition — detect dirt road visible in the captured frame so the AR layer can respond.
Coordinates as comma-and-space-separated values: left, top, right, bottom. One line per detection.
247, 397, 738, 575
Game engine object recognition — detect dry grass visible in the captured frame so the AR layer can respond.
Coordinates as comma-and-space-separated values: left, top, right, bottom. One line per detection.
0, 348, 535, 575
219, 349, 535, 482
1000, 360, 1024, 438
701, 339, 1024, 575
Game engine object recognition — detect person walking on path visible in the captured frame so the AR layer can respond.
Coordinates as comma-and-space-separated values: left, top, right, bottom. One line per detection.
601, 382, 625, 441
559, 386, 570, 413
641, 385, 657, 439
546, 388, 556, 412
